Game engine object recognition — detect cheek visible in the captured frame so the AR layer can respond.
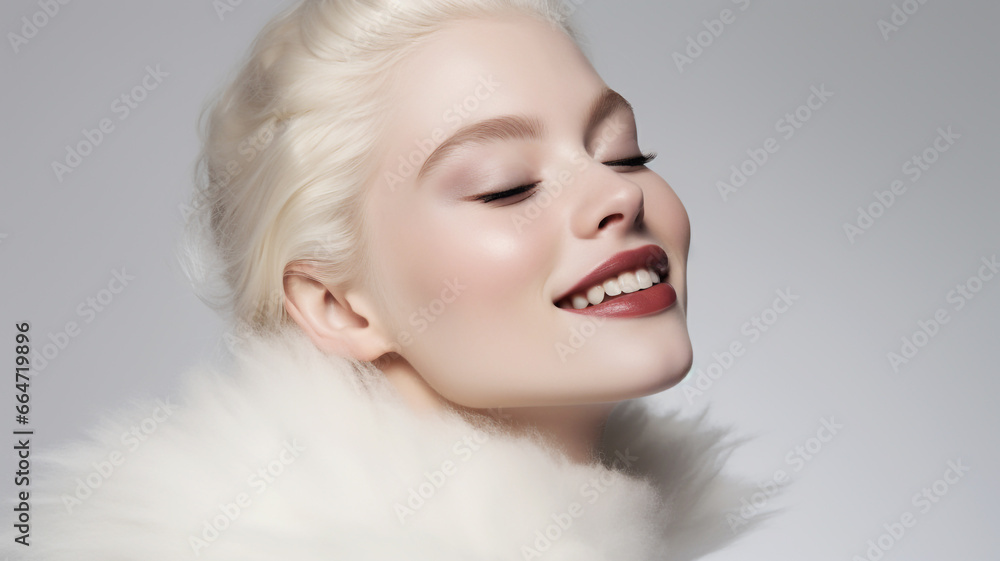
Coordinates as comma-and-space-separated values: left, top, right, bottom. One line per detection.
644, 178, 691, 260
371, 192, 554, 338
371, 195, 567, 405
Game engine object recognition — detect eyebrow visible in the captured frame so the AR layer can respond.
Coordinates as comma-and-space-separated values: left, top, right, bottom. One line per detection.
416, 87, 635, 182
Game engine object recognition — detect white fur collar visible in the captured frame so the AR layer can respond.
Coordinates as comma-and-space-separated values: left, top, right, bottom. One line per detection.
12, 329, 759, 560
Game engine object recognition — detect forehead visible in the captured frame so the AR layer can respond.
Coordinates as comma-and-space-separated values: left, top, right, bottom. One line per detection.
380, 14, 605, 155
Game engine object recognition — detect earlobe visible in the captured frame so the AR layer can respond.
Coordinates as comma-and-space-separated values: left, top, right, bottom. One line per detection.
282, 265, 394, 362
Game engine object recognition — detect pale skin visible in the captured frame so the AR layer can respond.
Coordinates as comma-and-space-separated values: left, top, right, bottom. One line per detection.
284, 14, 692, 464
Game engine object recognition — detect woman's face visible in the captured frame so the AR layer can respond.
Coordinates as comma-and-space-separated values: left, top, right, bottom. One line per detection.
361, 14, 692, 408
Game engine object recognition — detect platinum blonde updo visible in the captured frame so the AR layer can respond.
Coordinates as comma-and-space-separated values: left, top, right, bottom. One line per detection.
181, 0, 578, 334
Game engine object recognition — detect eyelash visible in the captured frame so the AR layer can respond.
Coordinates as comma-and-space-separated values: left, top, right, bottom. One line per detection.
475, 152, 657, 204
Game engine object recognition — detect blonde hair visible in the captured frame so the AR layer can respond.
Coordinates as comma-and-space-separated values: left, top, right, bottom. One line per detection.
180, 0, 578, 335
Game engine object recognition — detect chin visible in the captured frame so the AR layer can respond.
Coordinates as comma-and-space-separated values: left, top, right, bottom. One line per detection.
641, 338, 694, 396
606, 334, 694, 402
421, 308, 694, 409
535, 324, 694, 407
581, 310, 693, 400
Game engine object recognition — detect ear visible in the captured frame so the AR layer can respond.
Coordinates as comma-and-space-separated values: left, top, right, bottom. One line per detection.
282, 263, 394, 362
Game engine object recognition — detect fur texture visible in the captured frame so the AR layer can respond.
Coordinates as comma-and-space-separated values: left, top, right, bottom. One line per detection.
7, 330, 758, 560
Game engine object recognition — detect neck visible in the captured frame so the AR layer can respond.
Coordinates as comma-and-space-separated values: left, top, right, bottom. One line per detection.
482, 402, 615, 464
378, 354, 615, 464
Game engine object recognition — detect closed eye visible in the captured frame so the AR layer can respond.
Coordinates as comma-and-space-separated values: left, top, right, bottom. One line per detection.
473, 152, 655, 204
475, 183, 539, 204
603, 152, 656, 168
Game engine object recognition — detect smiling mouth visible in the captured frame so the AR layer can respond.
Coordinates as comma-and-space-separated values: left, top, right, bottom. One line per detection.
553, 244, 672, 314
555, 266, 665, 309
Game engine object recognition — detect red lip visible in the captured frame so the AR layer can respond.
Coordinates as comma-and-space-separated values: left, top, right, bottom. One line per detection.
566, 283, 676, 318
554, 244, 671, 308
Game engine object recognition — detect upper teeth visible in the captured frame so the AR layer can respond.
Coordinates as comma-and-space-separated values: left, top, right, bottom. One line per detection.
565, 267, 663, 309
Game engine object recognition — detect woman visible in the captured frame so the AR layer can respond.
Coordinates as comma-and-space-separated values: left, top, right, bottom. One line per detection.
16, 1, 763, 558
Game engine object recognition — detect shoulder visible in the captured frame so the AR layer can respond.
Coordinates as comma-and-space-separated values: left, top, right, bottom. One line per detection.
16, 330, 415, 559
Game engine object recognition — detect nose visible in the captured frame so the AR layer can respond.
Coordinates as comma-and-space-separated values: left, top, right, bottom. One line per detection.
568, 158, 645, 239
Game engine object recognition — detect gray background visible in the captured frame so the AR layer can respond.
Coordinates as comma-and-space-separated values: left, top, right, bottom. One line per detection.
2, 1, 997, 558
